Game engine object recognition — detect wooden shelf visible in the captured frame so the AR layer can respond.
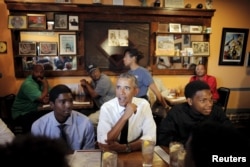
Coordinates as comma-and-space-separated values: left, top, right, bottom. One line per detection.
5, 0, 216, 77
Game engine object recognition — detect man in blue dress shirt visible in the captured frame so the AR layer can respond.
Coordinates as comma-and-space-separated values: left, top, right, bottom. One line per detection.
31, 84, 95, 151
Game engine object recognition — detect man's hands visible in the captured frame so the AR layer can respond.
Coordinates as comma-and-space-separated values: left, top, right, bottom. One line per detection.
80, 79, 89, 87
98, 141, 126, 153
122, 103, 137, 120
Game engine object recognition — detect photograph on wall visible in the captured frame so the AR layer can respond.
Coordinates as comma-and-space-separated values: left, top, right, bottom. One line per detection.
8, 15, 27, 29
169, 23, 181, 33
19, 41, 37, 56
108, 29, 129, 46
54, 14, 68, 30
69, 15, 79, 30
155, 35, 175, 56
39, 42, 58, 56
59, 34, 77, 55
192, 41, 210, 56
27, 14, 46, 29
219, 28, 249, 66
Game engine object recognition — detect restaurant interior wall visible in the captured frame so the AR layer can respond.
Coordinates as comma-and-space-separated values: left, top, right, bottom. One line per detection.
0, 0, 250, 116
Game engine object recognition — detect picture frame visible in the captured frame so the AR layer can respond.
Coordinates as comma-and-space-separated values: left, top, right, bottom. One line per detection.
68, 15, 79, 30
164, 0, 184, 8
19, 41, 37, 56
169, 23, 181, 33
59, 34, 77, 55
190, 25, 203, 33
8, 15, 27, 29
219, 28, 249, 66
39, 42, 58, 56
155, 35, 175, 56
181, 25, 190, 33
27, 14, 46, 29
192, 41, 210, 56
54, 14, 68, 30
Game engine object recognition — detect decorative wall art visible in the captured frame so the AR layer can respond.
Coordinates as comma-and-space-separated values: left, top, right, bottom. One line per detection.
219, 28, 249, 66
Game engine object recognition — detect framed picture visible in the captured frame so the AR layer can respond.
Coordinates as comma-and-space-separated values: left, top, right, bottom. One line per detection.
19, 41, 37, 56
54, 14, 68, 30
8, 15, 27, 29
164, 0, 184, 8
192, 41, 210, 56
27, 14, 46, 29
59, 34, 77, 55
219, 28, 249, 66
181, 25, 190, 33
190, 25, 203, 33
169, 23, 181, 33
155, 35, 175, 56
68, 15, 79, 30
39, 42, 58, 56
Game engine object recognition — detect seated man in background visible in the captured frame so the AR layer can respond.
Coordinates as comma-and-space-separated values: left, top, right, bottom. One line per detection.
0, 134, 69, 167
157, 80, 232, 147
189, 64, 219, 102
97, 73, 156, 153
184, 121, 249, 167
31, 84, 95, 152
80, 64, 115, 126
0, 118, 15, 145
12, 64, 50, 134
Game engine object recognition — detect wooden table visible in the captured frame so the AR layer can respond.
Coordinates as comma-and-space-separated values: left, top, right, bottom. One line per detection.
117, 147, 169, 167
38, 95, 94, 111
68, 146, 169, 167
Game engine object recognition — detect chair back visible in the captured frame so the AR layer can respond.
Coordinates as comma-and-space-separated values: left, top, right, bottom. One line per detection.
2, 94, 16, 126
217, 87, 230, 112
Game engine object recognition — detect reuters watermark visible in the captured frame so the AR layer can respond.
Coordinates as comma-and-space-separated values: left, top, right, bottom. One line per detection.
212, 155, 246, 163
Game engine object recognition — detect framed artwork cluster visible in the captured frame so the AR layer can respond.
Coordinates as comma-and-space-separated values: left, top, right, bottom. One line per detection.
8, 14, 79, 30
158, 23, 205, 34
155, 34, 210, 57
18, 34, 77, 56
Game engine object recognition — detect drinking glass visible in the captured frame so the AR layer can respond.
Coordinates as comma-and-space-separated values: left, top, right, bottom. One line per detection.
102, 151, 117, 167
142, 140, 155, 167
169, 141, 184, 167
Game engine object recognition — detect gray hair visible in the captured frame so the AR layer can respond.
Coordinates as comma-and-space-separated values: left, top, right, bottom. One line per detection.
118, 72, 138, 88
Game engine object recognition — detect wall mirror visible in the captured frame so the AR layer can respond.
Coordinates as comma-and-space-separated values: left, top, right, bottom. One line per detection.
20, 31, 78, 71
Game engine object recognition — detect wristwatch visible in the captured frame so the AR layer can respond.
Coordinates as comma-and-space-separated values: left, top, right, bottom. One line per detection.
125, 143, 131, 153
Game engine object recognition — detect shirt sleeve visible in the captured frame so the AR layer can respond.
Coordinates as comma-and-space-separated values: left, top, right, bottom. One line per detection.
206, 76, 219, 100
81, 120, 96, 149
97, 104, 113, 144
22, 80, 42, 102
0, 119, 15, 144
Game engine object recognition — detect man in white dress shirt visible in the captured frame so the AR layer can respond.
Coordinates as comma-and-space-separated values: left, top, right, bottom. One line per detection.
0, 118, 14, 145
97, 73, 156, 153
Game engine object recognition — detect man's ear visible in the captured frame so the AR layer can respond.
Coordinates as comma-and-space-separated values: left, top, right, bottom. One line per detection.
49, 101, 54, 109
134, 87, 139, 96
187, 98, 192, 106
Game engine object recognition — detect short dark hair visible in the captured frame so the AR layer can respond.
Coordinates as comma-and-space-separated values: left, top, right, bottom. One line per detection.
184, 80, 210, 98
0, 134, 69, 167
124, 48, 144, 63
49, 84, 72, 103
